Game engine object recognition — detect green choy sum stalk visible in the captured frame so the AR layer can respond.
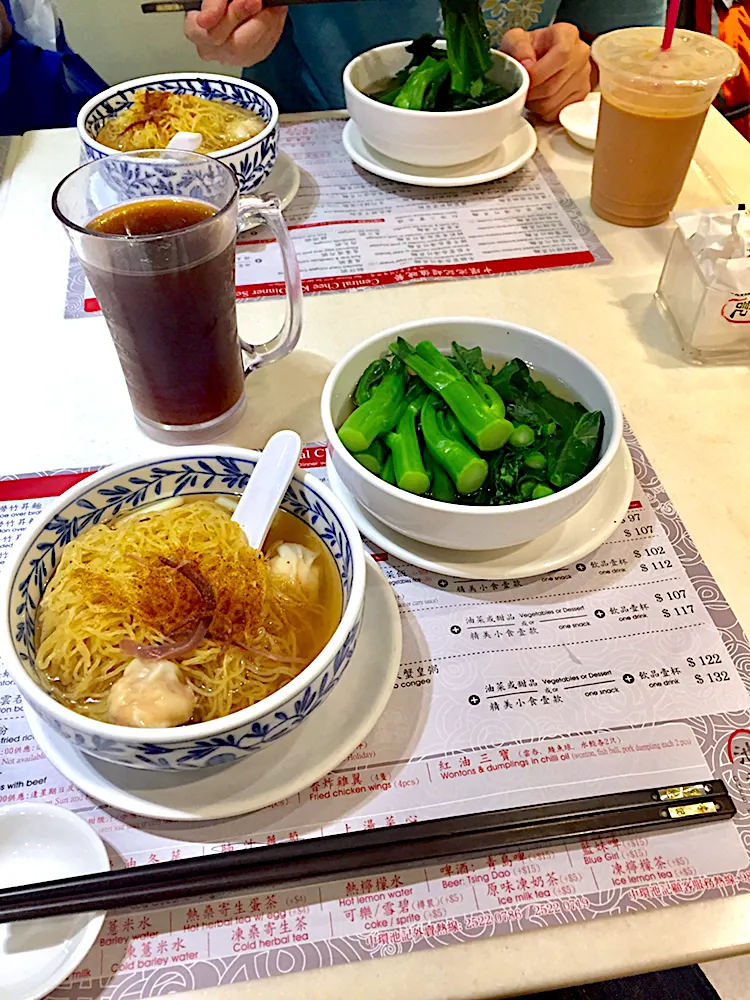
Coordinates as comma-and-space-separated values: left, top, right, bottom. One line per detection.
425, 451, 458, 504
352, 438, 386, 476
441, 0, 493, 96
421, 394, 488, 495
354, 359, 390, 406
393, 57, 451, 110
338, 357, 407, 454
381, 452, 396, 485
386, 390, 431, 494
391, 337, 513, 452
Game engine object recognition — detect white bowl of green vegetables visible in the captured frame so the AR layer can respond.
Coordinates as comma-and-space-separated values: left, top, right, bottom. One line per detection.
343, 0, 529, 168
321, 317, 623, 552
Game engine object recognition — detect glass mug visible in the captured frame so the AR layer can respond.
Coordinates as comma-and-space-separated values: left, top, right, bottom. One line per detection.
52, 149, 302, 443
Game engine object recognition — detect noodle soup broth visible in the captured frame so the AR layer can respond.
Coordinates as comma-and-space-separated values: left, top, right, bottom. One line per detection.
34, 497, 342, 730
96, 90, 268, 154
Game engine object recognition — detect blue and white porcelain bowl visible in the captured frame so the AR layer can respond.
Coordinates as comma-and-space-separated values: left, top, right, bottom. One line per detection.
77, 73, 279, 195
1, 447, 366, 772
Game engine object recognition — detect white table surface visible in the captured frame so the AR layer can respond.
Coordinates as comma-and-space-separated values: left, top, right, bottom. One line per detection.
1, 111, 750, 998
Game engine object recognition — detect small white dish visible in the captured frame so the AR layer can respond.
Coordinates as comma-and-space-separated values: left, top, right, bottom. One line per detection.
0, 804, 109, 1000
342, 118, 537, 188
255, 149, 300, 212
25, 557, 401, 822
327, 440, 634, 580
559, 92, 600, 151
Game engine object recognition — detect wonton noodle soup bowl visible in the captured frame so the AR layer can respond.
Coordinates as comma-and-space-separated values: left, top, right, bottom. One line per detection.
77, 73, 279, 194
1, 448, 366, 772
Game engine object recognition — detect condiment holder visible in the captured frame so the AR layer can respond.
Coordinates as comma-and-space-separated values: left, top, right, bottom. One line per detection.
656, 205, 750, 364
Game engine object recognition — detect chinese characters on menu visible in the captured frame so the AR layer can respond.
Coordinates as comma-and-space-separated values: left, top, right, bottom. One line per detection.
0, 430, 749, 998
64, 119, 610, 318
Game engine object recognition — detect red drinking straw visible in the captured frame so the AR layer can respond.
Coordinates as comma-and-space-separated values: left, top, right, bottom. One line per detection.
661, 0, 680, 50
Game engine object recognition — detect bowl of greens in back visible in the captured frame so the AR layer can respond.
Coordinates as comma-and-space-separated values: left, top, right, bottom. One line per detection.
321, 317, 623, 552
343, 36, 528, 168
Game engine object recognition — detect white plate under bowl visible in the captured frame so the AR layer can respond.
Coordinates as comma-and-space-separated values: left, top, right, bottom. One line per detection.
327, 440, 634, 580
559, 93, 600, 151
25, 557, 401, 822
0, 804, 109, 1000
255, 149, 300, 209
244, 149, 300, 230
342, 118, 537, 187
89, 150, 300, 236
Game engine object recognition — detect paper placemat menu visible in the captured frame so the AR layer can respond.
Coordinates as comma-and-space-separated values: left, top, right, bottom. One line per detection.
64, 119, 611, 318
1, 426, 750, 999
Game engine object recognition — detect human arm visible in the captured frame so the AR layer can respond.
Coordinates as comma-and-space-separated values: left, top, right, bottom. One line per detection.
500, 0, 666, 121
184, 0, 288, 66
0, 2, 107, 134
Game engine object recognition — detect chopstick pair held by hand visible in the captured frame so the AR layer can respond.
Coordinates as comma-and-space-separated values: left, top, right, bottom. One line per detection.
142, 0, 360, 12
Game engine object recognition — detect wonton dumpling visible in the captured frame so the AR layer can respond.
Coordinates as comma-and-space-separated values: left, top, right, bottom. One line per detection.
267, 543, 320, 597
108, 658, 195, 728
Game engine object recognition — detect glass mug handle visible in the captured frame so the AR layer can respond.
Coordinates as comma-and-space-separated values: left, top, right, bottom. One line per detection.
236, 193, 302, 372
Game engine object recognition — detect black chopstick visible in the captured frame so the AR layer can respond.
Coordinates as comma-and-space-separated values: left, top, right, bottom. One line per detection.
142, 0, 364, 12
0, 781, 733, 923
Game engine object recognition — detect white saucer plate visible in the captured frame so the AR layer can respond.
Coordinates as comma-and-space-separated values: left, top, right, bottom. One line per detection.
327, 439, 634, 580
243, 149, 300, 229
25, 557, 401, 822
342, 118, 538, 188
559, 93, 600, 151
0, 804, 109, 1000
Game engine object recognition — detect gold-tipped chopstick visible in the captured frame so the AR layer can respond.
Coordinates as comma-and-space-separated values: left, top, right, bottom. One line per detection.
0, 780, 734, 923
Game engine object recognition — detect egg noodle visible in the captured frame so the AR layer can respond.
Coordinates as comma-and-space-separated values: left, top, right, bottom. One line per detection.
35, 499, 336, 725
96, 90, 267, 154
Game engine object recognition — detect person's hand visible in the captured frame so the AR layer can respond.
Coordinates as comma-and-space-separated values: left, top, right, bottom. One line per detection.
501, 23, 592, 122
184, 0, 288, 67
0, 3, 13, 53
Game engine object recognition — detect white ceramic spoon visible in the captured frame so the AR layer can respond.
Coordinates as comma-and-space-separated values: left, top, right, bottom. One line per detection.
232, 430, 303, 550
166, 131, 203, 152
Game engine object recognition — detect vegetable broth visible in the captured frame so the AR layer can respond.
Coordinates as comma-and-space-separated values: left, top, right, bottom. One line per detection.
339, 340, 603, 506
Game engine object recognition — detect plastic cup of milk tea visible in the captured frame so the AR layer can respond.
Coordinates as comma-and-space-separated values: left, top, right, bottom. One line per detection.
590, 27, 739, 228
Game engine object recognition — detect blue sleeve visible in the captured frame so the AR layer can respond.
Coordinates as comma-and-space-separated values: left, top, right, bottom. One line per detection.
245, 0, 439, 112
0, 17, 107, 135
554, 0, 666, 36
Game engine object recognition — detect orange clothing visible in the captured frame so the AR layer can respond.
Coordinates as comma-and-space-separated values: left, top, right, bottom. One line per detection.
719, 2, 750, 139
697, 1, 750, 140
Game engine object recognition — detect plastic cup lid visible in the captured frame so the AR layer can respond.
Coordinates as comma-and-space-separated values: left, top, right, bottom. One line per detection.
592, 27, 739, 89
